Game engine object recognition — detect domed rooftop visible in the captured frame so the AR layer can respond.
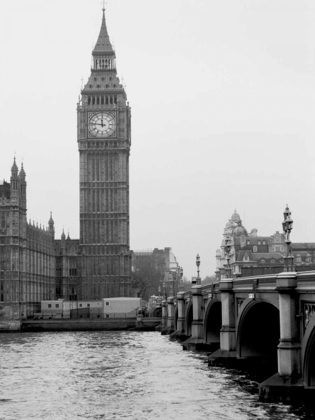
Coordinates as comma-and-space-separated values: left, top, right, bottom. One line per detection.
231, 210, 241, 224
233, 225, 248, 237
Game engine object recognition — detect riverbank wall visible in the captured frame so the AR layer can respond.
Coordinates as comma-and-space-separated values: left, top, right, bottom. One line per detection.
21, 318, 137, 332
19, 317, 161, 333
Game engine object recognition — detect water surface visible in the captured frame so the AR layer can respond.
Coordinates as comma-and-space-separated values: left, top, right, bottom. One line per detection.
0, 331, 312, 419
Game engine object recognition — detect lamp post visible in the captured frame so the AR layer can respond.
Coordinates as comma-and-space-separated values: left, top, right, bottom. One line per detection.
179, 266, 184, 291
224, 235, 232, 278
196, 254, 201, 285
282, 205, 294, 272
169, 271, 174, 297
162, 279, 166, 300
157, 285, 162, 305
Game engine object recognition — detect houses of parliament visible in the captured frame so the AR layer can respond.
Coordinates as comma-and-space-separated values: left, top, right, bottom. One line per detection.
0, 9, 132, 317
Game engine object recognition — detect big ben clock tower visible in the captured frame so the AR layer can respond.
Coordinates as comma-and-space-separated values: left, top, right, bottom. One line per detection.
77, 8, 131, 299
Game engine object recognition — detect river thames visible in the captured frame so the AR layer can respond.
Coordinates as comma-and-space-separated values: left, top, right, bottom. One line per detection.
0, 331, 313, 419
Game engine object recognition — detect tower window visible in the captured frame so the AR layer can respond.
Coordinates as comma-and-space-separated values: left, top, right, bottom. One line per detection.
101, 97, 104, 105
88, 97, 91, 105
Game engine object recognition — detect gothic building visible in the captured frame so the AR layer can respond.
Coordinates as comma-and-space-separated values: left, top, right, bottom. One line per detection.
77, 8, 131, 299
0, 9, 131, 317
0, 160, 56, 317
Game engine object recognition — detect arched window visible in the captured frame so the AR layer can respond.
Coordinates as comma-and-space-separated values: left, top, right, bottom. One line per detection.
247, 241, 250, 245
261, 259, 265, 264
306, 254, 311, 263
253, 246, 257, 252
262, 241, 266, 245
296, 254, 302, 263
258, 241, 261, 245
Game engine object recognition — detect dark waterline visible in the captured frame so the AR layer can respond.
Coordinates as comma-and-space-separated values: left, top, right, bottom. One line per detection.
0, 331, 313, 420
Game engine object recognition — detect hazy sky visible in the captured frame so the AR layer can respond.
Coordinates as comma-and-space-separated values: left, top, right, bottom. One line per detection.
0, 0, 314, 279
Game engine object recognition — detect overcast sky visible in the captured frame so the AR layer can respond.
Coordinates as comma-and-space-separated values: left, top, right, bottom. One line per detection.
0, 0, 314, 279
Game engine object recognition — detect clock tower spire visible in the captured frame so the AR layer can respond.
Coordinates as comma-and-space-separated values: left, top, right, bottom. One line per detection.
77, 8, 131, 299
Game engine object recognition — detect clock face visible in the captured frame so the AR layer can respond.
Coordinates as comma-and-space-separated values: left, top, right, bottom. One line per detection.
88, 112, 116, 138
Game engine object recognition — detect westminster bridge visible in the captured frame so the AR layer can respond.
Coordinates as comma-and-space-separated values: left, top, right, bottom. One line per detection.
159, 270, 315, 402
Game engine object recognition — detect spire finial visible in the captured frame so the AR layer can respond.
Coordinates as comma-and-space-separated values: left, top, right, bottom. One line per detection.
102, 0, 106, 12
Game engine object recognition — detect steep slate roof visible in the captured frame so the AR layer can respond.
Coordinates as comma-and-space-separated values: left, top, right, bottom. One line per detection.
244, 236, 271, 244
93, 9, 115, 56
252, 252, 283, 260
235, 250, 255, 261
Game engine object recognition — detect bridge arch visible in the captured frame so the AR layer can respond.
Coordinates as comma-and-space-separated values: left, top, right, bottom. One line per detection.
237, 299, 280, 369
185, 301, 193, 337
302, 315, 315, 388
204, 299, 222, 346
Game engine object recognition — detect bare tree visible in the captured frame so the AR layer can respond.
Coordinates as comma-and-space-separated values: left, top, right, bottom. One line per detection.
131, 254, 166, 300
202, 275, 216, 286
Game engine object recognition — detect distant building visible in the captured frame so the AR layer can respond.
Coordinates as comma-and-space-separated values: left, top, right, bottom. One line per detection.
216, 210, 315, 279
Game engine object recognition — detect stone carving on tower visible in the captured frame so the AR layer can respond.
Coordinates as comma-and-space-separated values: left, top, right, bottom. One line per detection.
77, 8, 131, 299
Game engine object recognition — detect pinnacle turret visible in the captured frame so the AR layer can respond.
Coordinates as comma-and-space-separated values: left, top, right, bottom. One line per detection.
19, 163, 26, 179
11, 157, 18, 176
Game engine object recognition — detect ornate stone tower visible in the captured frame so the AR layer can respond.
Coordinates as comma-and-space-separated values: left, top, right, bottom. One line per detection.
77, 8, 131, 299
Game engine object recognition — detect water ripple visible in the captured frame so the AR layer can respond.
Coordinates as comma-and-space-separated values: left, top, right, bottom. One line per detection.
0, 331, 311, 419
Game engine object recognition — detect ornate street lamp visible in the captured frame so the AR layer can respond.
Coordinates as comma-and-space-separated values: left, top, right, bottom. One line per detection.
179, 266, 184, 291
169, 271, 174, 297
162, 279, 166, 299
282, 205, 294, 272
196, 254, 201, 285
224, 235, 232, 278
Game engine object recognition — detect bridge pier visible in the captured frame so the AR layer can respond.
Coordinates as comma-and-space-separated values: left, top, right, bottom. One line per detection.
259, 272, 304, 402
170, 292, 189, 341
208, 278, 236, 365
161, 297, 175, 335
182, 285, 206, 350
156, 299, 167, 332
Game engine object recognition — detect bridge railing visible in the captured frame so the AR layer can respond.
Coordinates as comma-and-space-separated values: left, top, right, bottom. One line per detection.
198, 270, 315, 298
